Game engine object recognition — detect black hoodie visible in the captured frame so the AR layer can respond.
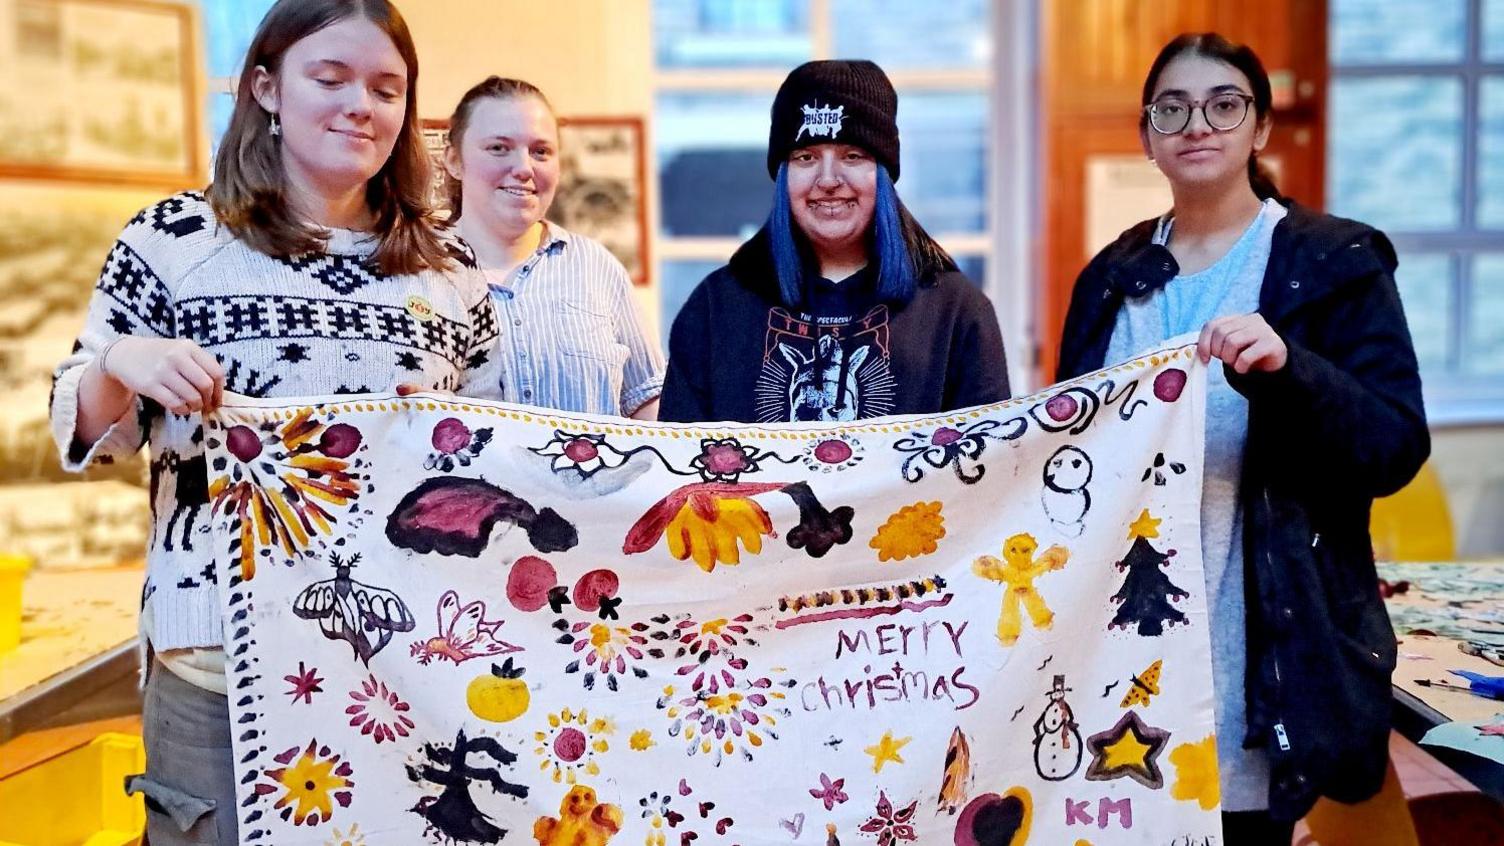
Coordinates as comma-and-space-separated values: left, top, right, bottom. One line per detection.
660, 228, 1010, 423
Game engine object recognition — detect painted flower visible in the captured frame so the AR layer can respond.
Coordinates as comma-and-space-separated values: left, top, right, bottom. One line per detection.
859, 791, 919, 846
1169, 735, 1221, 811
630, 729, 655, 751
255, 739, 354, 826
657, 672, 795, 766
424, 418, 492, 471
691, 438, 762, 482
645, 613, 758, 691
623, 481, 784, 572
209, 410, 364, 580
810, 772, 849, 810
345, 674, 415, 743
534, 707, 612, 785
533, 430, 630, 477
555, 618, 651, 691
891, 419, 1014, 484
869, 501, 947, 562
802, 433, 865, 472
284, 661, 324, 705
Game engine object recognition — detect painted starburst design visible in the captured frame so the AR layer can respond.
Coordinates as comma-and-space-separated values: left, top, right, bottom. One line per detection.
209, 409, 364, 580
254, 739, 354, 826
645, 613, 761, 692
553, 619, 651, 691
657, 672, 795, 766
859, 791, 918, 846
284, 661, 324, 705
345, 674, 415, 744
534, 707, 612, 785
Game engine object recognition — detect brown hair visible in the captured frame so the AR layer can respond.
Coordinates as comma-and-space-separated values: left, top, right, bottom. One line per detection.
206, 0, 450, 275
443, 76, 554, 220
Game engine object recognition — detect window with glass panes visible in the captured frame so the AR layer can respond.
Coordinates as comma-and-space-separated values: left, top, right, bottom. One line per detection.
1329, 0, 1504, 412
652, 0, 994, 350
199, 0, 278, 154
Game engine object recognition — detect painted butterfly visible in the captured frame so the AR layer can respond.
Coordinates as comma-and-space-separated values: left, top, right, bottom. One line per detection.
292, 552, 416, 664
410, 589, 522, 665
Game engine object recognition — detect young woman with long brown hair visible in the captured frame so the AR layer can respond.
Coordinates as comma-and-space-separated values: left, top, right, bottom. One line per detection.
50, 1, 498, 841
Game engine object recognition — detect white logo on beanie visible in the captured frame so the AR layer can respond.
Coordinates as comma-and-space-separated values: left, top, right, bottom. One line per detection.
796, 101, 844, 141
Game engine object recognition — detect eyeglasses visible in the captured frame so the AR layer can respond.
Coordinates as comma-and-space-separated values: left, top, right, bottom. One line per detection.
1144, 93, 1255, 135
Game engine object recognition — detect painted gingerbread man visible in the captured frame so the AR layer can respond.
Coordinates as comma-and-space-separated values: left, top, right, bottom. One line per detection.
972, 532, 1070, 645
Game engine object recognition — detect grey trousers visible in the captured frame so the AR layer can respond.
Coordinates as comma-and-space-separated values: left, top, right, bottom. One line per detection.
126, 662, 239, 845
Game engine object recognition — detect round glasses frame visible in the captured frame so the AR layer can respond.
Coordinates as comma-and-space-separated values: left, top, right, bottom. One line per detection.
1144, 93, 1256, 135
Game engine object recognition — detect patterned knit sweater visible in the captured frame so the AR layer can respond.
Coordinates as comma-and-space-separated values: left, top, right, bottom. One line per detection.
50, 192, 502, 651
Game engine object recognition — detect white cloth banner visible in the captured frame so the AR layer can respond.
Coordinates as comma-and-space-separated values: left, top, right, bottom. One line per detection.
209, 343, 1220, 845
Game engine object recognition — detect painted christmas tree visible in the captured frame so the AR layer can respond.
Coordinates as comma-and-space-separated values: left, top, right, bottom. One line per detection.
1108, 510, 1188, 636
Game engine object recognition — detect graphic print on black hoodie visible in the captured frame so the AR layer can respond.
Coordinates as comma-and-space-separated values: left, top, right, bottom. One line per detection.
754, 304, 895, 422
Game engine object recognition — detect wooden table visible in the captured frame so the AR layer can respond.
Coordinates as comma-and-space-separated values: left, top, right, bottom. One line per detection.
1380, 561, 1504, 802
0, 565, 143, 744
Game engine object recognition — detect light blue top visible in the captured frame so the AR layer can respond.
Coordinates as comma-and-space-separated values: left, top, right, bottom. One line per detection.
486, 224, 665, 416
1106, 198, 1288, 812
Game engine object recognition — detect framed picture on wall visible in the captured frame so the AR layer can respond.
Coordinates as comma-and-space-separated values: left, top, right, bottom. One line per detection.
419, 116, 650, 285
0, 0, 205, 188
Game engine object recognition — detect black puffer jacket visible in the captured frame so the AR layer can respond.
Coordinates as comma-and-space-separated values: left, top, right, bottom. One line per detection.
1058, 201, 1429, 820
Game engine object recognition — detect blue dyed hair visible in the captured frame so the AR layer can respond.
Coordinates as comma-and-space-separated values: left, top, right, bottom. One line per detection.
767, 163, 917, 308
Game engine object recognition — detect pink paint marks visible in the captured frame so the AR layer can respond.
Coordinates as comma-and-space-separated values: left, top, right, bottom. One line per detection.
931, 428, 963, 446
227, 426, 261, 462
1154, 368, 1187, 402
431, 418, 471, 454
563, 438, 599, 463
773, 595, 953, 630
813, 439, 854, 464
318, 423, 362, 458
553, 727, 587, 762
572, 569, 620, 613
1045, 393, 1079, 422
508, 556, 557, 612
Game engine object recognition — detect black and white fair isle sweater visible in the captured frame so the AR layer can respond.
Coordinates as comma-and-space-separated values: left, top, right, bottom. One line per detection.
49, 191, 502, 652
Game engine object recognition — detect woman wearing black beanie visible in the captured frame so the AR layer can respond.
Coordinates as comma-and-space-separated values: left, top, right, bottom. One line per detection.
659, 59, 1010, 424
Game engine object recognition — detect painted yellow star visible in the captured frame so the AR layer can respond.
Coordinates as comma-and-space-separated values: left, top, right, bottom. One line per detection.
864, 730, 911, 773
1127, 509, 1161, 540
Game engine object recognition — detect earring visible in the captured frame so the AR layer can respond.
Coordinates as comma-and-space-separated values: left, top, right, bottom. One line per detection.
269, 114, 281, 137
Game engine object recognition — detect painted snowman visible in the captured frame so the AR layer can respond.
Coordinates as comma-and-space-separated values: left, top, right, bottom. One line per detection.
1042, 446, 1093, 537
1032, 674, 1083, 781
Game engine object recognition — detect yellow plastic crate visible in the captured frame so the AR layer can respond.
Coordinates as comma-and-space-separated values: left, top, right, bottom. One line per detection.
0, 732, 144, 846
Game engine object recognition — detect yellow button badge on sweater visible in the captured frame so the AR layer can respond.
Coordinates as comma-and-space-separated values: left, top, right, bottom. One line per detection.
406, 295, 435, 322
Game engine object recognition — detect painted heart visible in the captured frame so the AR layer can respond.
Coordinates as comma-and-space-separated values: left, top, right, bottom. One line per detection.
716, 817, 733, 835
666, 811, 685, 826
698, 800, 715, 818
955, 790, 1033, 846
781, 814, 805, 837
679, 833, 697, 846
678, 778, 692, 796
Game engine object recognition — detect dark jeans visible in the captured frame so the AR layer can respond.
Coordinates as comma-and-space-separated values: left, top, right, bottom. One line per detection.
1223, 810, 1296, 846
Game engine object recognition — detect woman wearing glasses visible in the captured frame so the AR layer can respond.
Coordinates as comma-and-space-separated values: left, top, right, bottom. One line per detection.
1057, 33, 1427, 843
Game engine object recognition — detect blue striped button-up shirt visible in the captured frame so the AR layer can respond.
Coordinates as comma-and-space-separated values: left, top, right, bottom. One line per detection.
486, 224, 664, 416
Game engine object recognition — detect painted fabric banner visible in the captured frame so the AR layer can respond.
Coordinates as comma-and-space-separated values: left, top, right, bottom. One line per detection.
208, 343, 1220, 846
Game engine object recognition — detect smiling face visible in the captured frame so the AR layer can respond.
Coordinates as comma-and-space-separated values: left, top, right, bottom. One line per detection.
252, 16, 409, 199
786, 143, 878, 263
1044, 446, 1093, 492
1141, 52, 1270, 193
445, 94, 560, 236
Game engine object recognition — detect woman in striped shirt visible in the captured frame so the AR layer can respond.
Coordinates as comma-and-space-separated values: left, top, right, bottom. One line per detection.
441, 77, 664, 419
